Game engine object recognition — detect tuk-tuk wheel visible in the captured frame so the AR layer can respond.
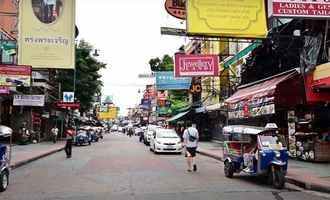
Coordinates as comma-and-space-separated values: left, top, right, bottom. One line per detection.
0, 170, 9, 192
272, 168, 285, 189
224, 161, 234, 178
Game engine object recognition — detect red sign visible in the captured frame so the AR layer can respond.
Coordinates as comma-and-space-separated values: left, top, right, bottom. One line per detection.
270, 0, 330, 18
55, 101, 80, 109
0, 65, 32, 87
165, 0, 186, 20
175, 53, 219, 77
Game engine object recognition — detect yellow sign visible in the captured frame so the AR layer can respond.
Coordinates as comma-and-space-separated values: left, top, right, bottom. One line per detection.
98, 107, 118, 120
18, 0, 76, 69
187, 0, 268, 38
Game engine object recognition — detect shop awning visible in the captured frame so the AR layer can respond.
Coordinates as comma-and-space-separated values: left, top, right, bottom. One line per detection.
166, 111, 190, 122
225, 70, 298, 104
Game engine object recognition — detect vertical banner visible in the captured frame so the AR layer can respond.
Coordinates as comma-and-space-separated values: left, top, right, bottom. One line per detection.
18, 0, 76, 69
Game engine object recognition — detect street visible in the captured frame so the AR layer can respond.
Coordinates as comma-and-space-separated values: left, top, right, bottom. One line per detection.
2, 134, 328, 200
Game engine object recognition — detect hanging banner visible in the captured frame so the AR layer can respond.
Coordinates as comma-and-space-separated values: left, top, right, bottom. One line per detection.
156, 71, 192, 90
269, 0, 330, 19
13, 95, 45, 107
175, 53, 219, 77
18, 0, 76, 69
0, 65, 31, 87
187, 0, 268, 38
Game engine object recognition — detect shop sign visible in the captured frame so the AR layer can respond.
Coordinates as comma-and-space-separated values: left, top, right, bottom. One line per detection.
187, 0, 268, 38
63, 92, 74, 103
13, 95, 45, 107
156, 71, 192, 90
165, 0, 186, 20
55, 101, 80, 109
0, 65, 31, 87
269, 0, 330, 18
175, 54, 219, 77
0, 87, 10, 94
228, 104, 275, 119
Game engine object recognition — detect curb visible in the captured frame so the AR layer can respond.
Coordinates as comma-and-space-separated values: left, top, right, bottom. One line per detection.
11, 147, 65, 169
286, 177, 330, 194
197, 149, 330, 194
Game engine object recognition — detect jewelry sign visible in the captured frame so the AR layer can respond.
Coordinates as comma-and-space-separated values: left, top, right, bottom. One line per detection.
269, 0, 330, 18
174, 53, 219, 77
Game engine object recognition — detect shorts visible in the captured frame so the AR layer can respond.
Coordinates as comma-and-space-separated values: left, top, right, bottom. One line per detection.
186, 147, 197, 157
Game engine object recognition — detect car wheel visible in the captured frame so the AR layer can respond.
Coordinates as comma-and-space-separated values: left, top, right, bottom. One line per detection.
0, 170, 9, 192
88, 141, 91, 145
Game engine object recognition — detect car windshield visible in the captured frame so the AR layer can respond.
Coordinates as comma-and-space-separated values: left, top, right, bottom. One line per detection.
157, 130, 178, 138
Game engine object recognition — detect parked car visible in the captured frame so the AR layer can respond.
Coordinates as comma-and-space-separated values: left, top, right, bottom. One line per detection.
149, 128, 183, 153
118, 126, 124, 132
0, 125, 12, 192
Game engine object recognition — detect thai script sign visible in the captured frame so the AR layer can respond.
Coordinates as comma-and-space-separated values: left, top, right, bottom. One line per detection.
0, 65, 31, 87
13, 95, 45, 107
18, 0, 76, 69
175, 53, 219, 77
269, 0, 330, 18
187, 0, 268, 38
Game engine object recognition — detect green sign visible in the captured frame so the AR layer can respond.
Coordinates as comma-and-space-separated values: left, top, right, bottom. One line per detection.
224, 41, 261, 69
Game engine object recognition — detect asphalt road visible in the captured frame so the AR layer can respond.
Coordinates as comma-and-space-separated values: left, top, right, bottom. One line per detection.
2, 133, 329, 200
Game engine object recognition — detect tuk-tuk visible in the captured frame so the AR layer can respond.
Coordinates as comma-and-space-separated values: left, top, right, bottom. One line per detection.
223, 123, 288, 189
0, 125, 13, 192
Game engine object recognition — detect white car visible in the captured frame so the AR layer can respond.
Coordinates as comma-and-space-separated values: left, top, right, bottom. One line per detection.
150, 128, 183, 153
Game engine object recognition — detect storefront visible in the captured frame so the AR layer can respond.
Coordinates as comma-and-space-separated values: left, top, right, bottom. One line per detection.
226, 68, 330, 161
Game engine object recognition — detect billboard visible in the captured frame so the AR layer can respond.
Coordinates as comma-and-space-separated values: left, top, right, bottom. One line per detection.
269, 0, 330, 18
98, 107, 118, 120
175, 53, 219, 77
156, 71, 192, 90
18, 0, 76, 69
13, 95, 45, 107
187, 0, 268, 38
165, 0, 186, 20
0, 65, 31, 87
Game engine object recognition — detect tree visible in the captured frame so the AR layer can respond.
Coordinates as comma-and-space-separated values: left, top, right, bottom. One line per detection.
57, 40, 106, 112
149, 54, 174, 71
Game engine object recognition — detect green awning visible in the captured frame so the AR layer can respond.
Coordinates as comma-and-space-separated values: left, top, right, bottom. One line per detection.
166, 110, 190, 122
224, 41, 261, 69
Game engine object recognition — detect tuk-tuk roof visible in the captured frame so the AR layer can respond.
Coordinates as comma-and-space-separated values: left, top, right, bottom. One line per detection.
223, 125, 269, 135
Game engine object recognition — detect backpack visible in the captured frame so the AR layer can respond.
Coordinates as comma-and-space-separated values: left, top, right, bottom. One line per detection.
187, 129, 197, 142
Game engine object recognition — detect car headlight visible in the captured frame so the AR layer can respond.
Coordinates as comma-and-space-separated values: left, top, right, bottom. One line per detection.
177, 141, 182, 145
156, 140, 162, 144
275, 151, 281, 158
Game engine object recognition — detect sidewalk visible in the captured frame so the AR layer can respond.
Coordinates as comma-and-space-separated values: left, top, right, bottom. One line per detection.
197, 141, 330, 194
11, 141, 65, 169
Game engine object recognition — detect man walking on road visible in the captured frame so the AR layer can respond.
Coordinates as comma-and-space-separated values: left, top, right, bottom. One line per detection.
183, 123, 199, 172
65, 125, 75, 158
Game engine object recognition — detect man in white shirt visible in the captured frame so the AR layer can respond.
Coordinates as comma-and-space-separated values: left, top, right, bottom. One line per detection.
183, 123, 199, 172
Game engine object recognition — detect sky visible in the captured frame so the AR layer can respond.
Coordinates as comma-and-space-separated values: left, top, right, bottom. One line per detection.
76, 0, 187, 115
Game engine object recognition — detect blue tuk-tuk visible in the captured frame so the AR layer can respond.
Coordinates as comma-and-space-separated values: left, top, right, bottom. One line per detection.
0, 125, 12, 192
223, 124, 288, 189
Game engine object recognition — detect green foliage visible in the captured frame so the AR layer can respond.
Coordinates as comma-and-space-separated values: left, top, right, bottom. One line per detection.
57, 40, 106, 112
149, 54, 174, 72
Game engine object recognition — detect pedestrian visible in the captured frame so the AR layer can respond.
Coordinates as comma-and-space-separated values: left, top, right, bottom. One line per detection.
64, 125, 75, 158
183, 123, 199, 172
51, 126, 59, 143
